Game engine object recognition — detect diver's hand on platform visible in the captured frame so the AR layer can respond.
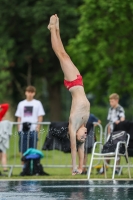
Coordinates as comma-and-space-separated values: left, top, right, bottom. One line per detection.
72, 169, 82, 175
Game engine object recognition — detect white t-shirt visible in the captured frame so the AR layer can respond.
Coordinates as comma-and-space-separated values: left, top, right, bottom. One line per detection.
15, 99, 45, 131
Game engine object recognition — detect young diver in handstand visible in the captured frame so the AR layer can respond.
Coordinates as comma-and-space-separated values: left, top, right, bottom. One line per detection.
48, 14, 90, 175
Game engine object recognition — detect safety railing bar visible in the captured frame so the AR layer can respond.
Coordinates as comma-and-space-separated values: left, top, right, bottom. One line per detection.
11, 122, 51, 125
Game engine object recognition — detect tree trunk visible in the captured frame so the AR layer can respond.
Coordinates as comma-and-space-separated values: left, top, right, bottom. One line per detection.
26, 56, 32, 85
48, 84, 62, 121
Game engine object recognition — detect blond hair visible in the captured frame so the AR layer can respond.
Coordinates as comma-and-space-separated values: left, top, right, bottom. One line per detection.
109, 93, 119, 100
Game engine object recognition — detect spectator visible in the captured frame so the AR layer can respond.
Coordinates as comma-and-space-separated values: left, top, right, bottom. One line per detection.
98, 93, 125, 175
107, 93, 125, 133
82, 113, 101, 174
87, 113, 101, 124
0, 103, 9, 172
15, 86, 45, 154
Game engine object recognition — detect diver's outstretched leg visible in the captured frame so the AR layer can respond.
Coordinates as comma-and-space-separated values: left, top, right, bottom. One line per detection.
48, 14, 80, 81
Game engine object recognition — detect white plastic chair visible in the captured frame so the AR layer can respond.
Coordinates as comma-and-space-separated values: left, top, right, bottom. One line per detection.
87, 132, 131, 180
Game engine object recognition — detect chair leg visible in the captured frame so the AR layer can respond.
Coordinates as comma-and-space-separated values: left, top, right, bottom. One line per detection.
112, 154, 118, 180
87, 151, 94, 179
119, 166, 123, 175
8, 166, 13, 178
103, 159, 107, 179
125, 150, 131, 179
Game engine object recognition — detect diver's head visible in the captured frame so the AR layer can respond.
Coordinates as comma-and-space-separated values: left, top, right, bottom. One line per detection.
76, 126, 87, 144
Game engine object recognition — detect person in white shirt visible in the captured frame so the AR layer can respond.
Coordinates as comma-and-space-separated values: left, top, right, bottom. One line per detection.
15, 86, 45, 154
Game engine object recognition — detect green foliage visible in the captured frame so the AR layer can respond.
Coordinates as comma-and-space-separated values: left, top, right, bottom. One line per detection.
68, 0, 133, 104
2, 0, 133, 119
0, 48, 11, 102
0, 0, 82, 106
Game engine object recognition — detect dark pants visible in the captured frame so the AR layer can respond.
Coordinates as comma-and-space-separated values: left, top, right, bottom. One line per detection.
19, 131, 38, 153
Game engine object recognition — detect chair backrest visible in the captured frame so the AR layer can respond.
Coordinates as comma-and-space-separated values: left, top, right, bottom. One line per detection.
104, 123, 130, 144
113, 120, 133, 156
102, 130, 129, 154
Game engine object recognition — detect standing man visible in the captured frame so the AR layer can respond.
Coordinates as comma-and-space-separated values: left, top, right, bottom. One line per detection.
15, 86, 45, 154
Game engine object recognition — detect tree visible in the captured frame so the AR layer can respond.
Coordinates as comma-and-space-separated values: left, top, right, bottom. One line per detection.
68, 0, 133, 104
0, 48, 11, 102
0, 0, 82, 120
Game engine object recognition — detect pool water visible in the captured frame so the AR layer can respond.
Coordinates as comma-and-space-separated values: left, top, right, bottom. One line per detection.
0, 180, 133, 200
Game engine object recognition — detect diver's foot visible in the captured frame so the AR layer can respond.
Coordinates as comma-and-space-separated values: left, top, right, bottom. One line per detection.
47, 14, 57, 30
55, 14, 59, 30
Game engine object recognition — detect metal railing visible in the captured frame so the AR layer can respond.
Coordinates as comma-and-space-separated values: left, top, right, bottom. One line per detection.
0, 121, 103, 177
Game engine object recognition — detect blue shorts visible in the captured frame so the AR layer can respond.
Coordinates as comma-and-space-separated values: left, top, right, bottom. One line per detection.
18, 131, 38, 153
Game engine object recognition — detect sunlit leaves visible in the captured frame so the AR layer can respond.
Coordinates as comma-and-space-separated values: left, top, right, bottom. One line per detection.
68, 0, 133, 103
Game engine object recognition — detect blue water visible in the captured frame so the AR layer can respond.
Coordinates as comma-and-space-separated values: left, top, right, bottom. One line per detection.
0, 180, 133, 200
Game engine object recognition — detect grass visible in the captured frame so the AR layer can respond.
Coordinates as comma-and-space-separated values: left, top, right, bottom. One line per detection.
0, 124, 133, 180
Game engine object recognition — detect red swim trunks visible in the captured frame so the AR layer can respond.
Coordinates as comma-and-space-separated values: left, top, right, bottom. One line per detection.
64, 75, 83, 90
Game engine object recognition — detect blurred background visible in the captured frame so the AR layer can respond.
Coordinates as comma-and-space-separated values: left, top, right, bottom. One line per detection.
0, 0, 133, 126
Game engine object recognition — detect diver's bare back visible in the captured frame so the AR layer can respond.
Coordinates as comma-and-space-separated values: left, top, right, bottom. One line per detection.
69, 86, 90, 130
